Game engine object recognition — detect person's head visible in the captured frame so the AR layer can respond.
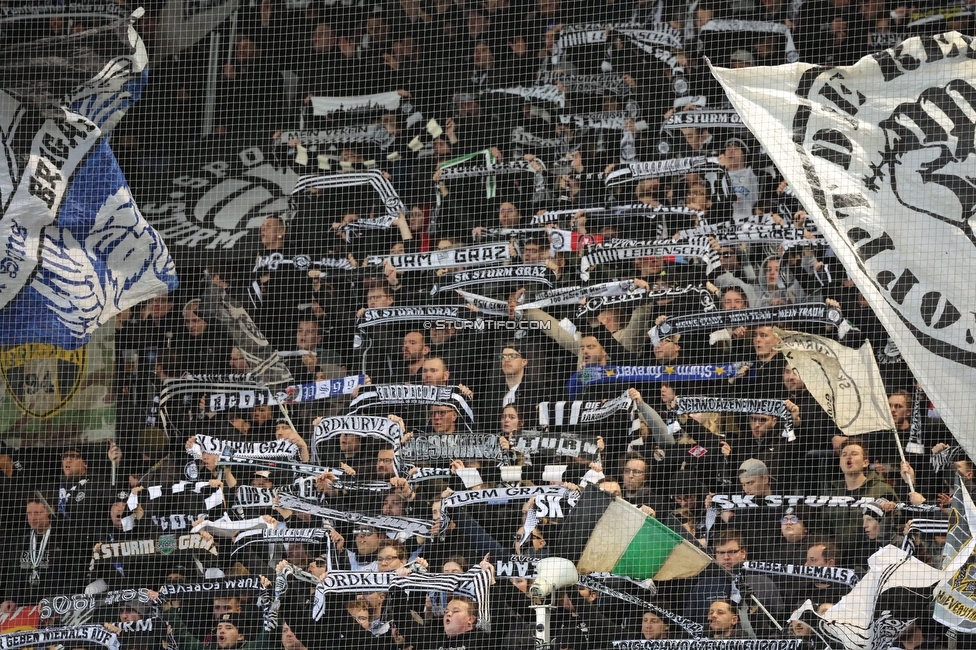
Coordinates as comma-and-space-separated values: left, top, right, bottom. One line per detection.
229, 346, 249, 372
62, 447, 88, 477
497, 202, 521, 227
763, 258, 781, 289
430, 404, 458, 433
888, 390, 910, 428
443, 597, 478, 637
805, 542, 837, 567
403, 331, 429, 363
721, 287, 748, 310
752, 325, 779, 361
653, 335, 681, 363
307, 555, 328, 579
789, 619, 813, 638
366, 282, 394, 309
500, 405, 523, 434
311, 22, 335, 52
259, 216, 286, 250
708, 600, 739, 636
215, 617, 245, 649
719, 247, 741, 272
635, 178, 660, 204
428, 321, 457, 345
376, 447, 396, 480
714, 531, 747, 569
280, 622, 306, 650
748, 414, 779, 440
862, 505, 884, 540
296, 319, 321, 351
213, 597, 241, 619
422, 356, 451, 386
354, 527, 382, 555
738, 458, 772, 496
183, 299, 208, 336
376, 539, 408, 571
780, 509, 808, 543
26, 497, 51, 533
724, 138, 749, 170
381, 492, 405, 517
110, 501, 128, 530
641, 612, 669, 640
580, 336, 607, 366
251, 470, 273, 489
252, 404, 273, 425
783, 366, 805, 392
119, 604, 143, 622
339, 433, 361, 456
839, 438, 870, 477
443, 556, 468, 573
345, 601, 371, 630
622, 453, 647, 491
521, 239, 548, 263
499, 346, 527, 379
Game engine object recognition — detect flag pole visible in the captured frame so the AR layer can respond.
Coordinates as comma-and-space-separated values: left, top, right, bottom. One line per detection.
891, 427, 916, 493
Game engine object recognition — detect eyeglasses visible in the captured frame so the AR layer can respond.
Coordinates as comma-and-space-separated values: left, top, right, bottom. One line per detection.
781, 515, 799, 525
377, 554, 400, 563
715, 548, 742, 556
623, 468, 645, 475
499, 353, 522, 360
721, 252, 736, 258
354, 529, 376, 536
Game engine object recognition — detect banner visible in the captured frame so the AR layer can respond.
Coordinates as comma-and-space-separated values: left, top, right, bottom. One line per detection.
191, 436, 299, 460
0, 626, 119, 650
431, 265, 552, 295
538, 391, 635, 428
660, 110, 746, 130
0, 16, 177, 350
712, 32, 976, 454
934, 479, 976, 632
612, 641, 801, 650
88, 534, 218, 570
311, 415, 403, 474
775, 329, 895, 436
156, 577, 267, 603
579, 239, 720, 281
358, 307, 473, 329
39, 589, 154, 623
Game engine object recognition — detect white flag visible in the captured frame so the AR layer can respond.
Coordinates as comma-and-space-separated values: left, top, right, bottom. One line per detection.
934, 478, 976, 632
789, 546, 943, 650
775, 329, 895, 436
712, 33, 976, 453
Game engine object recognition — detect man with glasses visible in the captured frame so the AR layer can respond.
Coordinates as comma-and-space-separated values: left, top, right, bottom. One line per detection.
684, 530, 783, 633
483, 343, 540, 423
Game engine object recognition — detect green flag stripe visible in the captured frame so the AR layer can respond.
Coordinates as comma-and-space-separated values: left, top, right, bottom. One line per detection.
612, 516, 685, 579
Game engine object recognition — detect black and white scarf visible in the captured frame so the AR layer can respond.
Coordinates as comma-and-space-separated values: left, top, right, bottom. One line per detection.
932, 446, 964, 473
357, 306, 473, 329
559, 111, 643, 131
651, 303, 845, 343
399, 434, 508, 464
291, 171, 405, 232
441, 485, 575, 512
660, 109, 747, 130
158, 379, 274, 412
252, 252, 356, 274
312, 415, 403, 460
675, 397, 795, 441
905, 385, 926, 456
510, 430, 602, 460
278, 124, 396, 149
742, 561, 859, 587
538, 391, 637, 428
709, 494, 941, 512
612, 641, 802, 650
156, 577, 268, 603
697, 19, 799, 63
270, 376, 364, 405
40, 589, 156, 624
88, 534, 218, 571
232, 528, 328, 555
605, 157, 712, 185
189, 436, 299, 460
577, 284, 716, 317
348, 384, 475, 423
431, 265, 552, 295
577, 574, 704, 639
579, 238, 720, 280
519, 280, 644, 311
676, 223, 807, 245
366, 243, 512, 271
276, 493, 434, 538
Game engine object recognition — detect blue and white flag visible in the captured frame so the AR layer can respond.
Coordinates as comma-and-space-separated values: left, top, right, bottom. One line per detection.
0, 13, 177, 349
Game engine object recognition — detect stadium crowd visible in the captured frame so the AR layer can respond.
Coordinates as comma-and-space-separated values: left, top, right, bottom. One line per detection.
1, 0, 974, 649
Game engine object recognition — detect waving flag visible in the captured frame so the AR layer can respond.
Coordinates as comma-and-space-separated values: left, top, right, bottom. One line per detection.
549, 486, 712, 581
934, 478, 976, 632
712, 33, 976, 452
0, 12, 178, 350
